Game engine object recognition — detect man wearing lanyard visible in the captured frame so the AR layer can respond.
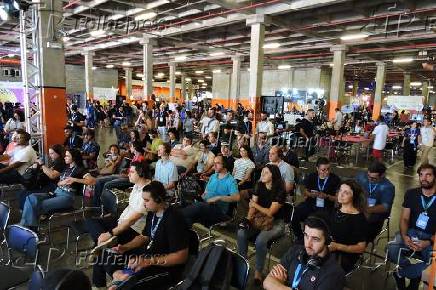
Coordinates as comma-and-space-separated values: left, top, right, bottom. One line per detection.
387, 164, 436, 290
263, 215, 345, 290
291, 157, 341, 242
355, 161, 395, 242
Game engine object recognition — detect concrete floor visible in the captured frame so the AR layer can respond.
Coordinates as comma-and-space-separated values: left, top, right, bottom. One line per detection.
9, 127, 431, 290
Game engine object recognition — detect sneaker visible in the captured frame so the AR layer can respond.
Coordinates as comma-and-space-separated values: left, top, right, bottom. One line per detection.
393, 271, 406, 290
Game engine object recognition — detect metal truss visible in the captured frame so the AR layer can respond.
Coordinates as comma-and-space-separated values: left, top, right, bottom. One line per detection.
19, 7, 44, 155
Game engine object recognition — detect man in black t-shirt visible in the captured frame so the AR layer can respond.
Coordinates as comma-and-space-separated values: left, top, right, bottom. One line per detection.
291, 157, 341, 242
299, 109, 316, 159
264, 215, 345, 290
387, 164, 436, 290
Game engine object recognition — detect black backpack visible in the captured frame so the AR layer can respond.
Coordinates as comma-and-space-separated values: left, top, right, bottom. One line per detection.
178, 176, 203, 207
173, 244, 233, 290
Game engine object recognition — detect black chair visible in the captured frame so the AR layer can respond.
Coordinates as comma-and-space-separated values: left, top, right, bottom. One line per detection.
231, 249, 250, 290
202, 202, 238, 244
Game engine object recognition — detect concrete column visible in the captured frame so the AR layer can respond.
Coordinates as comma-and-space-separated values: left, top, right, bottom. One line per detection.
187, 81, 193, 100
422, 81, 429, 105
403, 72, 411, 96
352, 80, 359, 97
328, 45, 347, 119
82, 51, 94, 100
373, 62, 386, 120
140, 36, 155, 101
246, 14, 269, 126
38, 0, 67, 152
125, 67, 133, 99
230, 55, 242, 109
181, 74, 186, 101
169, 62, 176, 102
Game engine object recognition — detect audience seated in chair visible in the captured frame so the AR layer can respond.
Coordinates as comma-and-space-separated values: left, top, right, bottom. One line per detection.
63, 125, 82, 150
233, 145, 255, 191
327, 180, 368, 273
107, 181, 190, 290
181, 155, 239, 227
85, 161, 151, 289
291, 157, 341, 242
170, 135, 197, 174
154, 143, 178, 197
19, 148, 93, 231
237, 164, 286, 284
263, 215, 345, 290
355, 160, 395, 242
81, 129, 100, 169
387, 164, 436, 290
268, 145, 295, 196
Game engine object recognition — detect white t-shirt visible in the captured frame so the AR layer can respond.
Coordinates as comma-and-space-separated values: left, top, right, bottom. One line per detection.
200, 117, 219, 135
118, 184, 148, 233
10, 145, 38, 175
256, 121, 274, 136
372, 123, 389, 150
421, 127, 435, 147
334, 111, 343, 129
233, 158, 255, 181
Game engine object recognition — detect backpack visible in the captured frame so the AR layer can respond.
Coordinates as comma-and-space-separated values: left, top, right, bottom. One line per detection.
173, 244, 233, 290
178, 176, 203, 207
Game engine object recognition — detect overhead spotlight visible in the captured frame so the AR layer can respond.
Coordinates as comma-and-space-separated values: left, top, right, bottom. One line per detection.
106, 64, 114, 68
122, 61, 131, 66
340, 33, 369, 41
263, 42, 280, 49
195, 70, 204, 74
185, 77, 191, 82
209, 52, 224, 57
92, 66, 97, 70
410, 81, 422, 86
175, 71, 181, 75
175, 55, 187, 61
212, 69, 221, 73
278, 64, 291, 70
392, 57, 413, 63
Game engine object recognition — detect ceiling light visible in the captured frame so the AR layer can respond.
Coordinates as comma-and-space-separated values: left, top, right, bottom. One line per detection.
156, 72, 165, 78
175, 71, 181, 75
134, 11, 157, 21
212, 69, 221, 73
92, 66, 97, 70
195, 70, 204, 74
198, 79, 204, 83
122, 61, 131, 66
106, 64, 114, 68
430, 91, 435, 94
205, 76, 212, 79
329, 63, 333, 67
185, 77, 192, 81
0, 6, 9, 21
348, 85, 353, 89
210, 52, 224, 56
90, 30, 106, 37
136, 73, 144, 78
410, 81, 422, 86
340, 33, 369, 41
428, 85, 433, 89
392, 85, 402, 89
392, 57, 413, 63
7, 54, 15, 58
175, 55, 187, 61
278, 64, 291, 70
263, 42, 280, 49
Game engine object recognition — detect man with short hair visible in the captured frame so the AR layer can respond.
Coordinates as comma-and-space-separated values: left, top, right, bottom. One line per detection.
154, 143, 178, 196
220, 142, 235, 174
81, 129, 100, 169
334, 108, 343, 131
63, 126, 82, 150
181, 155, 239, 227
0, 131, 37, 184
299, 109, 316, 159
208, 132, 221, 156
252, 132, 271, 170
70, 104, 85, 136
200, 108, 219, 139
387, 164, 436, 290
371, 116, 389, 161
290, 157, 341, 242
186, 140, 215, 177
268, 145, 295, 195
170, 136, 197, 172
256, 112, 274, 138
264, 215, 345, 290
419, 117, 435, 164
355, 160, 395, 242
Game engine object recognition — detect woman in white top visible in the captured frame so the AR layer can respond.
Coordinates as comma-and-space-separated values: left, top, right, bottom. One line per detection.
419, 117, 435, 164
233, 145, 255, 190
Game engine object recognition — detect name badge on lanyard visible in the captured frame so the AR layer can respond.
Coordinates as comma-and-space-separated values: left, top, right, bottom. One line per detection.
316, 177, 328, 208
416, 195, 435, 230
368, 183, 378, 207
410, 129, 416, 145
147, 214, 163, 250
291, 264, 306, 289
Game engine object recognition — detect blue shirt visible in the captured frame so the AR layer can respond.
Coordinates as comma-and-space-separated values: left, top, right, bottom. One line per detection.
154, 159, 178, 195
204, 172, 239, 214
355, 171, 395, 223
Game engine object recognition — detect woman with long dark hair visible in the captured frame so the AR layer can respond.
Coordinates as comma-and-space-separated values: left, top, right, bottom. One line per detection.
20, 149, 93, 230
237, 164, 286, 285
232, 144, 255, 190
328, 179, 368, 272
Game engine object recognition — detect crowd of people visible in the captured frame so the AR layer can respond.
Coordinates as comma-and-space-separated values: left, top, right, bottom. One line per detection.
0, 98, 434, 290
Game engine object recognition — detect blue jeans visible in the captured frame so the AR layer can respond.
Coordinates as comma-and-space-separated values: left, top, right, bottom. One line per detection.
237, 220, 285, 272
20, 187, 74, 227
181, 202, 229, 227
387, 229, 433, 279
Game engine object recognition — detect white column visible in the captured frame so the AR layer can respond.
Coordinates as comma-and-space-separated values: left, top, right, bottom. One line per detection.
125, 67, 133, 99
169, 62, 176, 101
403, 72, 411, 96
83, 51, 94, 99
422, 81, 429, 105
140, 35, 155, 100
181, 73, 186, 100
246, 14, 269, 117
328, 44, 347, 119
230, 55, 242, 109
373, 62, 386, 120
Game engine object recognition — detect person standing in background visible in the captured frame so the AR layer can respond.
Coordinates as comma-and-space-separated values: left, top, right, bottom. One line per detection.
419, 117, 435, 165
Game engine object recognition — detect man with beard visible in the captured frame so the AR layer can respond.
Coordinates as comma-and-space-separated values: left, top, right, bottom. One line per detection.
387, 163, 436, 290
256, 112, 274, 139
263, 215, 345, 290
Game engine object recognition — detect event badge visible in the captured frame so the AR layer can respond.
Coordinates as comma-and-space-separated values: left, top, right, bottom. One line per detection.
416, 213, 429, 230
160, 117, 164, 122
316, 197, 325, 208
367, 198, 376, 207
